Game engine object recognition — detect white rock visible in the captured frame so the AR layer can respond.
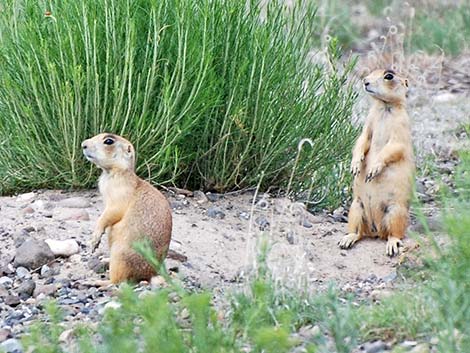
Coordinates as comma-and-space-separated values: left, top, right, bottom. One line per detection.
150, 275, 167, 288
0, 277, 13, 287
410, 343, 430, 353
433, 92, 460, 103
45, 239, 80, 257
53, 209, 90, 221
17, 192, 36, 202
69, 254, 82, 263
102, 301, 121, 313
58, 197, 91, 208
1, 338, 22, 353
59, 329, 74, 343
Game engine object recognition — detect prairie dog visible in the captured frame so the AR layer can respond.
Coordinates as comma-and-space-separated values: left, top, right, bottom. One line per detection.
82, 133, 172, 283
339, 69, 415, 256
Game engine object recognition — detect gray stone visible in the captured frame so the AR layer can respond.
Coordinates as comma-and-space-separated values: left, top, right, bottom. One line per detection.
0, 276, 13, 288
207, 206, 225, 219
239, 212, 250, 220
170, 200, 188, 210
0, 328, 12, 343
286, 231, 295, 245
87, 256, 108, 274
255, 216, 270, 231
382, 271, 397, 283
0, 284, 9, 297
5, 295, 21, 307
193, 191, 208, 204
17, 280, 36, 299
301, 218, 313, 228
14, 240, 55, 269
363, 340, 388, 353
15, 267, 30, 280
1, 338, 22, 353
58, 197, 91, 208
206, 192, 223, 202
33, 284, 57, 297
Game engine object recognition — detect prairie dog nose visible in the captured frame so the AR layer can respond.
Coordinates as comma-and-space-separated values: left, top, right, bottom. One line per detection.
81, 141, 88, 149
363, 80, 370, 86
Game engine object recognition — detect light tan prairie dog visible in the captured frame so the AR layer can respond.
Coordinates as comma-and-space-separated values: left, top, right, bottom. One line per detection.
339, 69, 415, 256
82, 133, 172, 283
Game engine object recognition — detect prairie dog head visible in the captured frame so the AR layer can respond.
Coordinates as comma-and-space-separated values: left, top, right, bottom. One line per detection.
363, 69, 409, 104
82, 133, 135, 171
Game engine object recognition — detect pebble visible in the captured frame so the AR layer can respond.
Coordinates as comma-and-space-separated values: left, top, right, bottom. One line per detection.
0, 263, 14, 276
363, 340, 388, 353
69, 254, 82, 263
180, 308, 190, 320
0, 285, 9, 297
150, 275, 167, 289
102, 301, 121, 312
332, 207, 348, 222
382, 271, 397, 283
298, 325, 320, 339
193, 191, 208, 204
286, 231, 295, 245
0, 328, 12, 343
239, 212, 250, 220
87, 256, 108, 274
0, 277, 13, 287
21, 207, 34, 215
255, 216, 270, 231
53, 209, 90, 221
45, 239, 80, 257
433, 92, 459, 103
17, 280, 36, 299
58, 197, 91, 208
14, 239, 55, 269
40, 264, 54, 278
401, 341, 418, 348
33, 284, 57, 297
15, 267, 30, 280
171, 200, 188, 210
17, 192, 36, 202
1, 338, 23, 353
5, 295, 21, 307
409, 343, 430, 353
59, 329, 74, 343
206, 192, 223, 202
301, 218, 313, 228
207, 206, 225, 219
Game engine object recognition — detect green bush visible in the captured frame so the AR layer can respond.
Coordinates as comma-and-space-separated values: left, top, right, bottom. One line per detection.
0, 0, 357, 208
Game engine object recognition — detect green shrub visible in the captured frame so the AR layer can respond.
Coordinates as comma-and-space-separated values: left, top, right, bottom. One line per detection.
0, 0, 357, 208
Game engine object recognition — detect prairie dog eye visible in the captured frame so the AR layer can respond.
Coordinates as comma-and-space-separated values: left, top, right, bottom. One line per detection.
104, 138, 114, 145
384, 73, 394, 80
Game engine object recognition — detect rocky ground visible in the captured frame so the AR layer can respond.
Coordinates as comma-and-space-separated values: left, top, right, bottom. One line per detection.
0, 76, 469, 353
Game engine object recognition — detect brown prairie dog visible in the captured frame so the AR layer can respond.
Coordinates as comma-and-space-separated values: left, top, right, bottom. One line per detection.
81, 133, 172, 283
339, 69, 415, 256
